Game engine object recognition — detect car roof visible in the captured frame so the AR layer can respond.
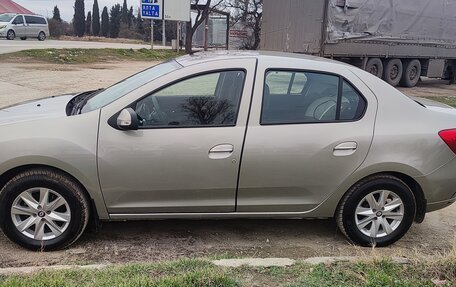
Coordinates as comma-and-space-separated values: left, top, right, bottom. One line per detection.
175, 50, 351, 69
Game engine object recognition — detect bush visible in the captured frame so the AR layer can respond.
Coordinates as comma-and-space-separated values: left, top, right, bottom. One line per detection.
48, 18, 65, 38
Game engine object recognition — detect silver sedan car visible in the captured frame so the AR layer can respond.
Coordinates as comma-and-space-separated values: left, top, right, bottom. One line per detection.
0, 51, 455, 251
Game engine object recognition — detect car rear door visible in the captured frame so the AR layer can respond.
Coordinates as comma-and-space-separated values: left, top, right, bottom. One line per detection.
97, 58, 257, 214
237, 58, 378, 212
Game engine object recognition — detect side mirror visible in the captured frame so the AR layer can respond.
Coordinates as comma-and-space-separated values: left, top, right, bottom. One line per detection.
117, 108, 139, 130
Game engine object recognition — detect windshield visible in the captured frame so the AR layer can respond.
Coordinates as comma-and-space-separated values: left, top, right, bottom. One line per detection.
81, 60, 181, 113
0, 14, 15, 22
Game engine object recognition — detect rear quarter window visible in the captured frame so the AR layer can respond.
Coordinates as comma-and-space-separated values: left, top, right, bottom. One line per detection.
24, 16, 46, 25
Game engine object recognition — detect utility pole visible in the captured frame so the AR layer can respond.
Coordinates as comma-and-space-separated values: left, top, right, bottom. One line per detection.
204, 15, 209, 51
162, 19, 166, 47
176, 21, 180, 52
150, 20, 154, 50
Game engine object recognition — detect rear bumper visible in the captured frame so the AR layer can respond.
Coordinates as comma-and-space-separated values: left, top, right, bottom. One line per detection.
426, 192, 456, 213
415, 157, 456, 213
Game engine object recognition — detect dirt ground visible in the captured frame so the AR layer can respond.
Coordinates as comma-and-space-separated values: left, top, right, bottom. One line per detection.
0, 61, 455, 268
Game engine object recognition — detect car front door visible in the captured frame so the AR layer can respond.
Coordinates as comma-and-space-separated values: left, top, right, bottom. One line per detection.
237, 59, 378, 212
11, 15, 26, 37
97, 59, 257, 214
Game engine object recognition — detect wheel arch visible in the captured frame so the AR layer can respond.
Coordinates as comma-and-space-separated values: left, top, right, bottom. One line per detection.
334, 171, 426, 223
0, 164, 104, 227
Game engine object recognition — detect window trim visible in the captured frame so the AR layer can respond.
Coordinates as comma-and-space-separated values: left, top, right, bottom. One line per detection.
260, 68, 368, 126
108, 68, 248, 130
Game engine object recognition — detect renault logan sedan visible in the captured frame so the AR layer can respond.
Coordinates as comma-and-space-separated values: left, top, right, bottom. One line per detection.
0, 51, 455, 251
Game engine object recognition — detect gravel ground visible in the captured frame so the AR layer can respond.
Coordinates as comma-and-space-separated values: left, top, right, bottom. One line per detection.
0, 61, 455, 267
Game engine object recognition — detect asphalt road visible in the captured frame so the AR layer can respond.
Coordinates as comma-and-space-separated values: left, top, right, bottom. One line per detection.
0, 38, 166, 54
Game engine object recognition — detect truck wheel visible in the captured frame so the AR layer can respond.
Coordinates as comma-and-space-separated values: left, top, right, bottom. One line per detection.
383, 59, 403, 86
400, 60, 421, 87
336, 174, 416, 247
365, 58, 383, 78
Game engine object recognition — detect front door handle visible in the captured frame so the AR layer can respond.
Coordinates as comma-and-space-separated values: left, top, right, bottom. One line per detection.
209, 144, 234, 159
333, 142, 357, 156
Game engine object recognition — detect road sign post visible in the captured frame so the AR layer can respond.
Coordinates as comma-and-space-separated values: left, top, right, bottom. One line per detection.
140, 0, 163, 49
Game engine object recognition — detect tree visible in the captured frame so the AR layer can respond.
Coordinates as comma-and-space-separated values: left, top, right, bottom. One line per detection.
136, 9, 144, 36
73, 0, 85, 37
226, 0, 263, 49
109, 4, 121, 38
92, 0, 100, 36
86, 11, 92, 35
128, 6, 134, 28
101, 6, 109, 37
52, 6, 62, 22
185, 0, 224, 54
121, 0, 129, 24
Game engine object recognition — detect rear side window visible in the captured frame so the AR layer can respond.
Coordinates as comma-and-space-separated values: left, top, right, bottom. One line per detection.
261, 70, 366, 125
12, 15, 24, 24
24, 16, 46, 25
136, 70, 246, 128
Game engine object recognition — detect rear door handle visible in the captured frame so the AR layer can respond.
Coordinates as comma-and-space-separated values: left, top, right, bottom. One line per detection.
333, 142, 357, 156
209, 144, 234, 159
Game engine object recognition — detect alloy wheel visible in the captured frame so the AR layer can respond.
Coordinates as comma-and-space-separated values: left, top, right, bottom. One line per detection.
10, 188, 71, 241
355, 190, 404, 238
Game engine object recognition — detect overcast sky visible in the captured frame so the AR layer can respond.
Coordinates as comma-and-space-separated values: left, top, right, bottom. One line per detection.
15, 0, 139, 21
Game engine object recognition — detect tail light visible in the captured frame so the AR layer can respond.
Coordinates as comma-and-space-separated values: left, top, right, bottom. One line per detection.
439, 129, 456, 154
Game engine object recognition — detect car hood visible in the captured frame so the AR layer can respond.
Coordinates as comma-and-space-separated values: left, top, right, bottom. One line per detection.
411, 96, 456, 115
0, 22, 8, 26
0, 94, 75, 126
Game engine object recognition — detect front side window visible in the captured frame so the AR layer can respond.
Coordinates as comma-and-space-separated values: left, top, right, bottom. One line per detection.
81, 60, 180, 113
12, 16, 23, 24
136, 70, 245, 128
261, 70, 366, 125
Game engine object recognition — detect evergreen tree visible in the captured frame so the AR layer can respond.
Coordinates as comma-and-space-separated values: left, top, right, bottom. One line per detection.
73, 0, 85, 37
121, 0, 129, 24
52, 6, 62, 22
86, 11, 92, 35
92, 0, 100, 36
109, 4, 121, 38
128, 6, 133, 28
101, 6, 109, 37
136, 9, 144, 36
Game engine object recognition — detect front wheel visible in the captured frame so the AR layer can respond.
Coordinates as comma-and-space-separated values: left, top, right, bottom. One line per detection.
336, 174, 416, 247
0, 169, 90, 251
6, 30, 15, 40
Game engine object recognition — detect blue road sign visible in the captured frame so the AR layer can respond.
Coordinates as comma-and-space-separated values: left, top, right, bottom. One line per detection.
141, 0, 162, 19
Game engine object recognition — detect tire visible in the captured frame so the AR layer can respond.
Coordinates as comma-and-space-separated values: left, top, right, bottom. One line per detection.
400, 59, 421, 87
6, 30, 15, 40
365, 58, 383, 78
383, 59, 403, 86
336, 174, 416, 247
38, 32, 46, 41
0, 169, 90, 251
20, 37, 27, 40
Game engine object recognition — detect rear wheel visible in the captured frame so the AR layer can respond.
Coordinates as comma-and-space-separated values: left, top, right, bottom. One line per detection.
400, 59, 421, 87
38, 32, 46, 41
6, 30, 15, 40
336, 174, 416, 247
383, 59, 403, 86
0, 169, 90, 251
365, 58, 383, 78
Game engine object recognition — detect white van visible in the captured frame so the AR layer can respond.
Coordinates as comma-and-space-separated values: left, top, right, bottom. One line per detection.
0, 13, 49, 41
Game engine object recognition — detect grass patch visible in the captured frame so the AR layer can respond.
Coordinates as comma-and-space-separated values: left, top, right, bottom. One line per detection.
423, 96, 456, 108
1, 258, 455, 287
0, 48, 183, 64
